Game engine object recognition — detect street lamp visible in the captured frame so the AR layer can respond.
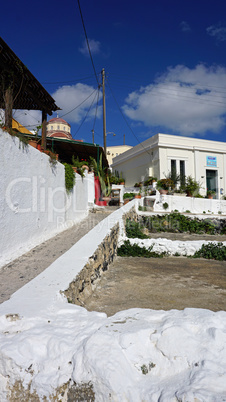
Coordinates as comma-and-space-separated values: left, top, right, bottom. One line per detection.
106, 132, 116, 137
104, 132, 116, 154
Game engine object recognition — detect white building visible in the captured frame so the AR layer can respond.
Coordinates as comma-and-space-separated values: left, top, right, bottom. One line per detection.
106, 145, 133, 166
111, 133, 226, 198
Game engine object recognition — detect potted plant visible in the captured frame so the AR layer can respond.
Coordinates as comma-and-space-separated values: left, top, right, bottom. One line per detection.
156, 178, 173, 194
185, 176, 200, 197
89, 154, 111, 202
72, 156, 86, 177
135, 191, 142, 199
207, 190, 215, 199
174, 187, 186, 196
123, 192, 134, 204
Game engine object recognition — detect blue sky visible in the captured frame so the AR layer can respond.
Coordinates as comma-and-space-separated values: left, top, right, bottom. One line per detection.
1, 0, 226, 147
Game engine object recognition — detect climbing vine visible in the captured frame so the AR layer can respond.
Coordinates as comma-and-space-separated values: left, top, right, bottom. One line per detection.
64, 164, 75, 193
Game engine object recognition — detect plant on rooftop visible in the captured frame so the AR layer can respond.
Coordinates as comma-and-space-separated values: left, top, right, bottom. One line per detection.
185, 175, 201, 197
72, 156, 86, 178
144, 176, 157, 186
156, 178, 173, 191
123, 192, 135, 200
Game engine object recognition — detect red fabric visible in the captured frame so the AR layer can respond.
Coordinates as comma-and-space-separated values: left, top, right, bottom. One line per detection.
94, 177, 107, 206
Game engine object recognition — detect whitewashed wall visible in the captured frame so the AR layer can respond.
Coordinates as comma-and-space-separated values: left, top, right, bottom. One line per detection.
153, 193, 226, 215
0, 129, 94, 268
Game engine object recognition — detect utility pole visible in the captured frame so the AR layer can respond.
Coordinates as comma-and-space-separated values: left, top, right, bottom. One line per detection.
91, 129, 94, 144
101, 68, 107, 155
123, 134, 125, 145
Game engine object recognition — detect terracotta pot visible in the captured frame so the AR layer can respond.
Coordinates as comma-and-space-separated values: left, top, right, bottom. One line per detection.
29, 140, 38, 148
37, 144, 44, 151
208, 195, 213, 199
102, 196, 111, 205
82, 165, 89, 170
124, 199, 130, 204
72, 167, 77, 172
159, 189, 168, 195
135, 194, 142, 199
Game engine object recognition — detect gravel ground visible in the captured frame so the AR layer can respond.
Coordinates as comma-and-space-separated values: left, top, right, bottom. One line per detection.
0, 208, 116, 304
83, 255, 226, 316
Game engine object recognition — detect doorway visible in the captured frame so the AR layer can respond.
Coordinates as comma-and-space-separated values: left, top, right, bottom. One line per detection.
206, 170, 217, 197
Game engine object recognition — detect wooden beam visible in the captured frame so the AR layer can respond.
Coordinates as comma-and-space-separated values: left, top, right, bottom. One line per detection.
41, 110, 47, 150
4, 86, 13, 129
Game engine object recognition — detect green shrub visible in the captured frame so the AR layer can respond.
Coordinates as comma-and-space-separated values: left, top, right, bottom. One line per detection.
64, 163, 75, 193
142, 212, 223, 235
125, 219, 149, 239
117, 240, 167, 258
123, 192, 134, 200
163, 202, 169, 210
193, 242, 226, 261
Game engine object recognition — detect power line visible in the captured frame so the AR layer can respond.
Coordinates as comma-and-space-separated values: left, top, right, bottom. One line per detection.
73, 89, 99, 138
42, 74, 95, 85
92, 86, 100, 131
59, 88, 97, 118
106, 81, 152, 157
77, 0, 99, 86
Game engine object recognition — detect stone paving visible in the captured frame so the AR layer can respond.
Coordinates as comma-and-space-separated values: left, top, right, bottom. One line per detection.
0, 207, 117, 304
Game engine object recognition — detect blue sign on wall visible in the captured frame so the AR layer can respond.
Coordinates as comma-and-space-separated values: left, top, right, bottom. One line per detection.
206, 156, 217, 167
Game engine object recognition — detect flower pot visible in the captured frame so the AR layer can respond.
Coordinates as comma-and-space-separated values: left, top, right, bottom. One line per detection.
102, 196, 111, 205
159, 189, 168, 195
124, 199, 130, 204
37, 144, 44, 151
29, 140, 38, 148
135, 194, 142, 199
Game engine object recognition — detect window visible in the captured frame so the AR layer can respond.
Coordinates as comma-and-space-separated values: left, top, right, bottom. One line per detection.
63, 126, 65, 131
180, 160, 185, 186
171, 160, 177, 180
51, 126, 53, 130
170, 159, 186, 187
57, 125, 60, 130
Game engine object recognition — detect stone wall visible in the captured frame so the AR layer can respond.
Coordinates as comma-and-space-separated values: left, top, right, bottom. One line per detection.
64, 223, 119, 305
64, 206, 139, 306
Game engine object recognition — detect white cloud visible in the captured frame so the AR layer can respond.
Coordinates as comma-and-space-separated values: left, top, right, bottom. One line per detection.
122, 64, 226, 136
180, 21, 191, 32
0, 109, 41, 132
52, 83, 102, 124
13, 110, 42, 132
79, 38, 101, 56
207, 23, 226, 42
